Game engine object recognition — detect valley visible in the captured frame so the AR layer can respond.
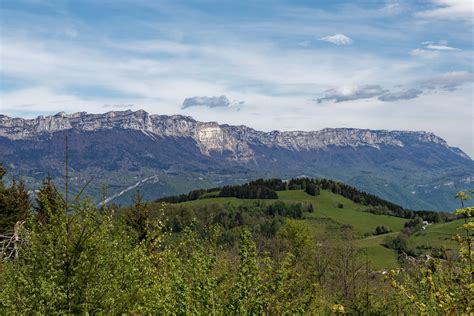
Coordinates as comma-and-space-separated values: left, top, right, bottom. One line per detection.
0, 110, 472, 210
156, 184, 465, 270
2, 0, 473, 313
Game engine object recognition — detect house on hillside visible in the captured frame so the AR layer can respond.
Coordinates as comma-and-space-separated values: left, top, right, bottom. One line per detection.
422, 220, 429, 230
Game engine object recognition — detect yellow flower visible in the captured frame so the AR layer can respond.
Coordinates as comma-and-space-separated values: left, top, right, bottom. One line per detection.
331, 303, 346, 314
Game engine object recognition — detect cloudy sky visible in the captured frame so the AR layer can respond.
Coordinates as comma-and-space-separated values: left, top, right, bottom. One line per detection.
0, 0, 473, 156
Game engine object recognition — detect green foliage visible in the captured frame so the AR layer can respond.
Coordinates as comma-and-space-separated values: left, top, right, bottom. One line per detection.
277, 220, 312, 258
228, 228, 264, 314
383, 233, 414, 255
374, 225, 391, 235
125, 190, 162, 246
261, 252, 320, 314
304, 182, 320, 196
277, 189, 408, 236
1, 164, 472, 314
161, 200, 313, 247
0, 176, 325, 314
402, 216, 424, 235
219, 183, 278, 199
387, 190, 474, 315
0, 165, 30, 234
149, 226, 225, 314
0, 201, 159, 314
35, 177, 65, 224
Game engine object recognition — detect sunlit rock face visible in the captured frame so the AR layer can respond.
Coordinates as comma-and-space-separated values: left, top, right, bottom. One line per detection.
1, 109, 472, 210
0, 110, 467, 161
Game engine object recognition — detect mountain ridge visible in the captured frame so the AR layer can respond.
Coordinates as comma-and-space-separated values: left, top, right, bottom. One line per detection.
0, 110, 470, 161
0, 109, 472, 210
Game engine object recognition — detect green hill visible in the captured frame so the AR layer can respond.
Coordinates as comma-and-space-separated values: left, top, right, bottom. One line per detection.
276, 190, 408, 236
162, 186, 466, 270
407, 219, 464, 254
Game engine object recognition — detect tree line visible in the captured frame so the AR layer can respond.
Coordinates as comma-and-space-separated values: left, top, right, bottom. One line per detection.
157, 177, 456, 222
0, 164, 471, 314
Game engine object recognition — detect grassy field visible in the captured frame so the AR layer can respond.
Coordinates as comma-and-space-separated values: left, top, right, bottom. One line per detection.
174, 189, 462, 270
276, 190, 407, 269
407, 219, 465, 252
355, 233, 399, 269
277, 190, 408, 236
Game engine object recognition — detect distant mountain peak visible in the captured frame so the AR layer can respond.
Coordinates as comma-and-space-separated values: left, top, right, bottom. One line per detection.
0, 109, 470, 161
1, 109, 472, 210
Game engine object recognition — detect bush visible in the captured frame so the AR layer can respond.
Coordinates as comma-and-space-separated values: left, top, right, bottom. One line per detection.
387, 190, 473, 315
304, 183, 320, 196
373, 225, 391, 235
402, 216, 424, 235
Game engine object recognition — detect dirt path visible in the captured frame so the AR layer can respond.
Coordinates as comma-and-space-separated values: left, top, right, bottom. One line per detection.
358, 231, 398, 241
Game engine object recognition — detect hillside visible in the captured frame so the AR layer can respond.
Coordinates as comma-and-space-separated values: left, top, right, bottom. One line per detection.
158, 183, 465, 270
183, 190, 407, 269
1, 165, 471, 314
407, 219, 464, 253
1, 110, 472, 210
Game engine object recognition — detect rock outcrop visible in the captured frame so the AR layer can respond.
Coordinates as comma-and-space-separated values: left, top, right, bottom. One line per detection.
0, 110, 468, 161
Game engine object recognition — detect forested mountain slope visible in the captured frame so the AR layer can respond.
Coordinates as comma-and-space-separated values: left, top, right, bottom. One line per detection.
0, 110, 472, 210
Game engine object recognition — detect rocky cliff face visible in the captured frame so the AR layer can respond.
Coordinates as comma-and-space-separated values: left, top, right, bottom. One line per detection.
0, 110, 468, 161
1, 109, 472, 210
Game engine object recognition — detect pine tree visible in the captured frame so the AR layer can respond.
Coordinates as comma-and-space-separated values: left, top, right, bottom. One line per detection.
125, 190, 161, 246
0, 165, 30, 233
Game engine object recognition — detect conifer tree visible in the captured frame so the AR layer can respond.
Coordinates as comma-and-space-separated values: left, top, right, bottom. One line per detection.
0, 165, 30, 233
125, 190, 162, 246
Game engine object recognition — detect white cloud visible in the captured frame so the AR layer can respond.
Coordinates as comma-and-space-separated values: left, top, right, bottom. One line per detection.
378, 89, 423, 102
319, 33, 353, 45
419, 71, 473, 91
0, 2, 472, 156
409, 48, 440, 58
418, 0, 473, 21
380, 2, 403, 15
317, 85, 387, 103
298, 40, 311, 47
316, 71, 472, 104
425, 44, 459, 50
410, 41, 460, 58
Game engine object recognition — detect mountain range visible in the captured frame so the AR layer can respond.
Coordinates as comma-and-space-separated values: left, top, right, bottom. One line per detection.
0, 109, 472, 210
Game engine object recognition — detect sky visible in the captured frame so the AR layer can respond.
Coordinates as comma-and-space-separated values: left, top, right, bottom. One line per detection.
0, 0, 473, 156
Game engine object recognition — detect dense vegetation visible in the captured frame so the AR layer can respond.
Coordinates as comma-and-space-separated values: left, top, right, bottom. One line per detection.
158, 177, 456, 223
161, 200, 313, 245
0, 165, 472, 314
0, 165, 30, 234
156, 178, 287, 202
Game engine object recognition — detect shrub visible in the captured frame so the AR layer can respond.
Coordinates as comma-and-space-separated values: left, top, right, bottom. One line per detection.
304, 183, 320, 196
386, 190, 473, 315
374, 225, 391, 235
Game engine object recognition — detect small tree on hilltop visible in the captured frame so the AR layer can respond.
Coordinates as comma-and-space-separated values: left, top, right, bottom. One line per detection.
305, 183, 320, 196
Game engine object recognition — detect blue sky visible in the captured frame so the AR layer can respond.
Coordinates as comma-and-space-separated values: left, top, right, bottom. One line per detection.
0, 0, 473, 156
